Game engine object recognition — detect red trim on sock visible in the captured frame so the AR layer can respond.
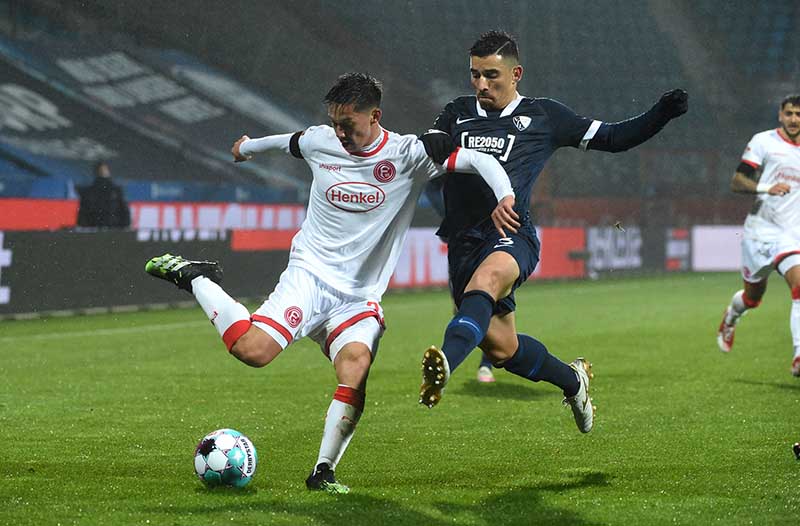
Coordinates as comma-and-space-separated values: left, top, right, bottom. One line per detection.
741, 293, 762, 309
324, 311, 382, 358
222, 319, 252, 351
251, 314, 293, 343
333, 385, 365, 412
792, 287, 800, 300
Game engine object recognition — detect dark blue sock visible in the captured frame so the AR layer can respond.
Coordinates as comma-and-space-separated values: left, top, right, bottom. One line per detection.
479, 353, 493, 369
441, 290, 495, 372
501, 334, 580, 396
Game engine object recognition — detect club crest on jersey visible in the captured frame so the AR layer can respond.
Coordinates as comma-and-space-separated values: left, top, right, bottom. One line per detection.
284, 306, 303, 328
513, 116, 531, 131
373, 160, 396, 183
325, 181, 386, 213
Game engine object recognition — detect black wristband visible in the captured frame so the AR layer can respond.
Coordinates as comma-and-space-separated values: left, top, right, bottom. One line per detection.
289, 131, 303, 159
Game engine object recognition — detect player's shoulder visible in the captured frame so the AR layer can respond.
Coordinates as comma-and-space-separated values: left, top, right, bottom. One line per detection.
442, 96, 479, 116
385, 129, 426, 156
746, 129, 782, 149
526, 97, 572, 115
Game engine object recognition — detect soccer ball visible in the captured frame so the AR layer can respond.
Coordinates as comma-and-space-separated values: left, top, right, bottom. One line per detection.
193, 428, 258, 487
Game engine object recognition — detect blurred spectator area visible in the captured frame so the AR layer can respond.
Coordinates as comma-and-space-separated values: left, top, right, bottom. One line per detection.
0, 0, 797, 225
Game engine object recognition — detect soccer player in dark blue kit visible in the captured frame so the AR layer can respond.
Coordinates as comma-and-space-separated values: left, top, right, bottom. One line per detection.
418, 31, 688, 434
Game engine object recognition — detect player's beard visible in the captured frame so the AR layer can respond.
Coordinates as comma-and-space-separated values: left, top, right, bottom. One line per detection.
783, 124, 800, 141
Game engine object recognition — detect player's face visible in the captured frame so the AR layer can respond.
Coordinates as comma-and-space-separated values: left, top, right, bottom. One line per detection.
469, 54, 523, 111
327, 103, 382, 152
778, 103, 800, 141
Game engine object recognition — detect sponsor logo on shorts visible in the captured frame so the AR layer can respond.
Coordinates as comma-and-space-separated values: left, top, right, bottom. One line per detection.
284, 306, 303, 328
373, 160, 396, 183
325, 182, 386, 212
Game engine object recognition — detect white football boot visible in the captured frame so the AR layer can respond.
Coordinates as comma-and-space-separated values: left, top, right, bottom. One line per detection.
563, 358, 594, 433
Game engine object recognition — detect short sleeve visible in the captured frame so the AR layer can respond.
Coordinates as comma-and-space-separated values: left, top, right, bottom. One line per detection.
741, 134, 765, 168
538, 98, 595, 149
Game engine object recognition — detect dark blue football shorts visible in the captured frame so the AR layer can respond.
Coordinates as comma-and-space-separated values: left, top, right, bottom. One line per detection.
447, 221, 540, 315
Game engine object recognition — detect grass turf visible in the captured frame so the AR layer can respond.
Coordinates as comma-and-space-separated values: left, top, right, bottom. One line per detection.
1, 272, 798, 525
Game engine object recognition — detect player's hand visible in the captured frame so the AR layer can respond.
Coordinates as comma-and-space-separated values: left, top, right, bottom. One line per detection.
769, 182, 791, 196
232, 135, 251, 163
420, 129, 456, 165
491, 195, 520, 238
657, 89, 689, 119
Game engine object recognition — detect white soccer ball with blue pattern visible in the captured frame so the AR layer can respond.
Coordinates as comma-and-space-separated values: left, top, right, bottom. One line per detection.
193, 428, 258, 487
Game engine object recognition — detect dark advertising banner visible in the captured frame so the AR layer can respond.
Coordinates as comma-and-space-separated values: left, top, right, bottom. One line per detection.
586, 226, 678, 277
0, 230, 288, 315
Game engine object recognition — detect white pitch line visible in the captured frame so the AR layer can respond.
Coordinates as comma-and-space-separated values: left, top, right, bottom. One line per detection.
0, 320, 211, 343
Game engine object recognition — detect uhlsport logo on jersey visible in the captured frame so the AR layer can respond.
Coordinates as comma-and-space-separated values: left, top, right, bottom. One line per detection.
325, 182, 386, 212
284, 306, 303, 328
373, 160, 396, 182
513, 116, 531, 131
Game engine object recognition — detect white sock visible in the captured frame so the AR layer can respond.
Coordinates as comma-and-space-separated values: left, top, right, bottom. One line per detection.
791, 299, 800, 357
191, 276, 251, 349
315, 385, 364, 470
726, 290, 750, 324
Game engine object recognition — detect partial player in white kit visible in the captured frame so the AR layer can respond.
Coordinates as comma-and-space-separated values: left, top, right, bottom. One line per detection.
145, 73, 517, 493
717, 94, 800, 376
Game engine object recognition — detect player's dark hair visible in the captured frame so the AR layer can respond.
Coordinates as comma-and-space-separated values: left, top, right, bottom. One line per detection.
780, 94, 800, 109
469, 30, 519, 61
324, 73, 382, 112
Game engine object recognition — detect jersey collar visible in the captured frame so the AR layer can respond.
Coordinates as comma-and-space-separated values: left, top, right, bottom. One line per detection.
474, 92, 523, 118
351, 128, 389, 157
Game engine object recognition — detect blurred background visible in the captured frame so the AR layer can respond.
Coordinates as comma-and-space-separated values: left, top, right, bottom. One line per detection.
0, 0, 798, 314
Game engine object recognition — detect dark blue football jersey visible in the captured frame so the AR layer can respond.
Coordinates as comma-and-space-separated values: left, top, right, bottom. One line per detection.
432, 95, 596, 238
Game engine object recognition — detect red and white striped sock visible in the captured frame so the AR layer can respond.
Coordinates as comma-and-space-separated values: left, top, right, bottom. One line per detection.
191, 276, 251, 350
727, 289, 760, 324
315, 385, 365, 470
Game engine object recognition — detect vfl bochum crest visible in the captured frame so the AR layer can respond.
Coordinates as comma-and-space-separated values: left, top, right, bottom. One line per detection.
513, 116, 531, 131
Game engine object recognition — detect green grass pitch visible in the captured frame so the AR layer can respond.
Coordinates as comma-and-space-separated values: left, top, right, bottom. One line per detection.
1, 272, 798, 525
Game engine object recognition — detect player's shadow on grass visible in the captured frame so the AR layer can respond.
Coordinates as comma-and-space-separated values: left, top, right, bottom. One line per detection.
733, 378, 800, 391
151, 492, 456, 526
158, 473, 608, 525
436, 470, 609, 525
455, 377, 546, 401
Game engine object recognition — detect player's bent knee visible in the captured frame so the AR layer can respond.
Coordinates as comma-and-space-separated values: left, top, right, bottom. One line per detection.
230, 328, 282, 368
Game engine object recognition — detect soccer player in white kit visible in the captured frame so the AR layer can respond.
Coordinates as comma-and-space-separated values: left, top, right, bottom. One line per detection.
145, 73, 518, 493
717, 94, 800, 377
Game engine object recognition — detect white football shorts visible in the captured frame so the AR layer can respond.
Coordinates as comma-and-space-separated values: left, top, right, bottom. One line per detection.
250, 265, 385, 363
741, 226, 800, 283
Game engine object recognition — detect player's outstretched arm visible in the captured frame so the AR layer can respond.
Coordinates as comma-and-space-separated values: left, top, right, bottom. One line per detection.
231, 132, 304, 162
444, 148, 519, 236
586, 89, 689, 153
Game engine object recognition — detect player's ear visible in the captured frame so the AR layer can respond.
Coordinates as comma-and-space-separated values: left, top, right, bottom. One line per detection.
512, 65, 523, 84
371, 108, 382, 124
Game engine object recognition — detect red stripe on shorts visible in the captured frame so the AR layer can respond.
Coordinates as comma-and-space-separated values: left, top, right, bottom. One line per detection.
250, 314, 293, 343
324, 311, 381, 358
333, 385, 365, 412
222, 319, 251, 351
774, 250, 800, 269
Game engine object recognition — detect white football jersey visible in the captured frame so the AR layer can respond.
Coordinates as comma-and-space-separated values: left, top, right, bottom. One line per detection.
287, 126, 465, 299
742, 129, 800, 235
